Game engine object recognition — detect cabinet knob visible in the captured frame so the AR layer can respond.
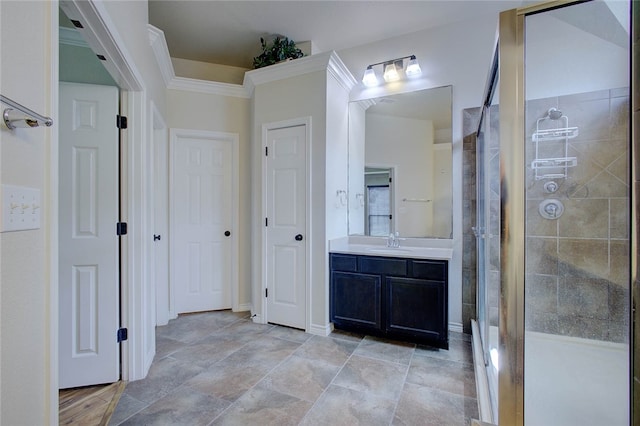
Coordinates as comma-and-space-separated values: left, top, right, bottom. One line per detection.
224, 230, 231, 237
295, 234, 303, 241
153, 234, 161, 241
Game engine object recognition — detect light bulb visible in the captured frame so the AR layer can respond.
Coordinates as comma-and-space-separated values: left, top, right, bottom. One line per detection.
383, 63, 400, 82
405, 56, 422, 77
362, 67, 378, 87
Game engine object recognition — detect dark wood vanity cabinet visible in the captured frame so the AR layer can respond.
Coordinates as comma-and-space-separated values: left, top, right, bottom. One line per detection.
330, 253, 448, 349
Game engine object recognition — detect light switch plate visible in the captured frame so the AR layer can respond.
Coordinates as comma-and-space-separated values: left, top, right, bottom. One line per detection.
1, 184, 41, 232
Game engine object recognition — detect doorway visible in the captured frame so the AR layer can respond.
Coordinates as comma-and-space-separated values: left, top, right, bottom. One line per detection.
363, 166, 394, 236
263, 122, 308, 330
57, 0, 150, 392
170, 129, 239, 315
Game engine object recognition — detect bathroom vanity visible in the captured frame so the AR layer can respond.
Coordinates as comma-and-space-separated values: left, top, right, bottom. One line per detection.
329, 238, 452, 349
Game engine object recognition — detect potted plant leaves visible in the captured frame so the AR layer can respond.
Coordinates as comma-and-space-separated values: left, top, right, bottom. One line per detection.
252, 35, 305, 69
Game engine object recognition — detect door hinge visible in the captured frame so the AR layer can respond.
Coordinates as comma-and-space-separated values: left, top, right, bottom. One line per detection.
265, 217, 268, 227
116, 222, 128, 235
117, 328, 128, 343
389, 177, 392, 183
389, 214, 393, 220
265, 146, 268, 156
265, 288, 268, 298
116, 115, 128, 129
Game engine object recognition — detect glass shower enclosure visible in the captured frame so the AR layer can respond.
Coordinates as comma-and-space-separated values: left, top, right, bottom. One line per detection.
474, 1, 633, 424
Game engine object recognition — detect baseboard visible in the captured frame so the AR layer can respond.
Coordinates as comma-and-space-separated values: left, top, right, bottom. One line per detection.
308, 322, 333, 337
448, 322, 463, 333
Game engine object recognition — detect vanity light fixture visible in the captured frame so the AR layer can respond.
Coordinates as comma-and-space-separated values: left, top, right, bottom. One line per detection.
361, 55, 422, 87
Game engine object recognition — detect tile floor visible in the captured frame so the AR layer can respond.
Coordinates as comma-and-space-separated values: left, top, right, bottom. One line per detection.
110, 310, 478, 425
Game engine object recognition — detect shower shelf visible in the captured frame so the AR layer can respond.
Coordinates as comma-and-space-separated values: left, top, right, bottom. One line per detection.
532, 127, 579, 142
531, 108, 579, 180
531, 157, 577, 169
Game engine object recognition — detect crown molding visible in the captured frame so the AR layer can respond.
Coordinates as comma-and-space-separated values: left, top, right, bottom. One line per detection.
59, 27, 89, 48
148, 24, 175, 86
327, 52, 357, 93
244, 51, 355, 95
147, 27, 355, 99
168, 77, 250, 99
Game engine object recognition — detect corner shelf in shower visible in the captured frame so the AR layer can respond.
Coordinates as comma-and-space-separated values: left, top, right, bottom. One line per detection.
531, 108, 579, 180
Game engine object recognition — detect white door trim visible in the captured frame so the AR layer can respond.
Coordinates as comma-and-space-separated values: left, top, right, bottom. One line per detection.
169, 128, 240, 312
48, 4, 60, 424
260, 117, 312, 332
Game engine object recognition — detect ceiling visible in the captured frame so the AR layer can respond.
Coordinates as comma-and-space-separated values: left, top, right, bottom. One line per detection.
148, 1, 527, 70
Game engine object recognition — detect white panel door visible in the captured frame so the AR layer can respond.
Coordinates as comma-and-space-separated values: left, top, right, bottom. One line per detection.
171, 131, 233, 313
59, 82, 120, 389
265, 124, 307, 329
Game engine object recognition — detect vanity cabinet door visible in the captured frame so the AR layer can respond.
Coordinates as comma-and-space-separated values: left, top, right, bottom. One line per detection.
386, 276, 447, 345
331, 271, 381, 331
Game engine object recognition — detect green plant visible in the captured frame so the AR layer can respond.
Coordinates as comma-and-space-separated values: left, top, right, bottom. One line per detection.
252, 36, 304, 69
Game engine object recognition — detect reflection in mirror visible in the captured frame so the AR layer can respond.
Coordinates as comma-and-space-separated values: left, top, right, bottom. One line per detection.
348, 86, 452, 238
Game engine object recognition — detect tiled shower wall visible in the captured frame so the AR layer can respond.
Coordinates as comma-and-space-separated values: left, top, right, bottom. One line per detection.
462, 108, 479, 334
462, 106, 500, 335
525, 88, 629, 343
463, 87, 630, 343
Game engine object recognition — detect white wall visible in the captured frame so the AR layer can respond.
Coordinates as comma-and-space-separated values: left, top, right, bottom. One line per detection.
0, 1, 56, 424
324, 71, 351, 327
347, 103, 366, 234
172, 57, 248, 85
167, 90, 252, 308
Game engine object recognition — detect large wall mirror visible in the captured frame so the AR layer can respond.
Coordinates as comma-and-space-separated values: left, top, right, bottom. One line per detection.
348, 85, 452, 239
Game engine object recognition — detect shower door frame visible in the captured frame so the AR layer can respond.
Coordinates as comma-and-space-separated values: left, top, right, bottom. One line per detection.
498, 1, 636, 425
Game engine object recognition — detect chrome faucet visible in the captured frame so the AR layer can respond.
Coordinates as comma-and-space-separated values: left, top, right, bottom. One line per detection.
387, 232, 400, 248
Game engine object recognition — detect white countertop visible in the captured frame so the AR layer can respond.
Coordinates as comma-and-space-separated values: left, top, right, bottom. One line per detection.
329, 236, 453, 260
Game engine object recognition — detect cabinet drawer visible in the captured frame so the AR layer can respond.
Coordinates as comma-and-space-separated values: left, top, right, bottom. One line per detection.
359, 257, 407, 276
330, 254, 358, 272
411, 260, 447, 281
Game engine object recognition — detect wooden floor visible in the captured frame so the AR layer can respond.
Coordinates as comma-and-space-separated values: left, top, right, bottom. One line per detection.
59, 381, 125, 426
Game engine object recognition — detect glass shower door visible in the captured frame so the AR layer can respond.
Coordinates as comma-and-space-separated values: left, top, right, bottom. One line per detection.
522, 2, 630, 424
476, 101, 500, 422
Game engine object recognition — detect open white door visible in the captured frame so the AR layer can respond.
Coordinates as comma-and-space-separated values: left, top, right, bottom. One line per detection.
264, 124, 307, 329
59, 82, 120, 388
170, 130, 236, 314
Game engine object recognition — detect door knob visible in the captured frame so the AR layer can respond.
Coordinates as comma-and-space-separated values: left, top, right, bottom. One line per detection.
295, 234, 303, 241
153, 234, 161, 241
224, 230, 231, 237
